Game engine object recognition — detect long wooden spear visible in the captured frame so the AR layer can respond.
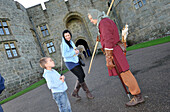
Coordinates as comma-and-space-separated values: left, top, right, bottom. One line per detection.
88, 0, 131, 100
112, 58, 131, 100
88, 0, 115, 74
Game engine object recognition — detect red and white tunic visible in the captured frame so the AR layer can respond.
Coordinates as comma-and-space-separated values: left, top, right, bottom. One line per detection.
99, 18, 129, 76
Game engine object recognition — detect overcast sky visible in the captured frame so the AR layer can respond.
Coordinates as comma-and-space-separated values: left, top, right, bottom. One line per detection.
14, 0, 49, 8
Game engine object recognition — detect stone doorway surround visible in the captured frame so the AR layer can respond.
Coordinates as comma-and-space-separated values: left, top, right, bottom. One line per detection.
63, 11, 94, 53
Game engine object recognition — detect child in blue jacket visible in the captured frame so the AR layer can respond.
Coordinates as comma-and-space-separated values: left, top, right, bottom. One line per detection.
39, 57, 72, 112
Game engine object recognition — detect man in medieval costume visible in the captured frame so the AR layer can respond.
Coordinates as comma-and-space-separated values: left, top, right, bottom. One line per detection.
87, 9, 145, 106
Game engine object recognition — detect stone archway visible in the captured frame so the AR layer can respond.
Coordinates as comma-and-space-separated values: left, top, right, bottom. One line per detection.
63, 12, 94, 52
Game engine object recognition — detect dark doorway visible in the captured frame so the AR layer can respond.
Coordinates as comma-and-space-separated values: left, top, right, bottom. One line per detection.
75, 39, 91, 58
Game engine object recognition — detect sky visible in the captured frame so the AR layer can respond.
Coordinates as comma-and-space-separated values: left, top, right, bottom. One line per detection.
14, 0, 49, 9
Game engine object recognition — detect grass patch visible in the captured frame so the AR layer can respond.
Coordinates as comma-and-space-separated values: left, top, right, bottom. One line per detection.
127, 36, 170, 51
0, 69, 68, 104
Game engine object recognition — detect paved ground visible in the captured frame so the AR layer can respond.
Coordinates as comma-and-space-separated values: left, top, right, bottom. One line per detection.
2, 42, 170, 112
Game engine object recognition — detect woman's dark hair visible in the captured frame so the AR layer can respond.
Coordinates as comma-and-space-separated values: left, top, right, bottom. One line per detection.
62, 30, 73, 48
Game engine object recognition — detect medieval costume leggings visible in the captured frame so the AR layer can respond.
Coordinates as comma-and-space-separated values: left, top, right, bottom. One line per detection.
70, 65, 85, 83
120, 70, 141, 95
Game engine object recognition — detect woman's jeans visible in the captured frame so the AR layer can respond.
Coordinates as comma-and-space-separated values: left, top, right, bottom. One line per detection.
52, 91, 72, 112
71, 65, 85, 83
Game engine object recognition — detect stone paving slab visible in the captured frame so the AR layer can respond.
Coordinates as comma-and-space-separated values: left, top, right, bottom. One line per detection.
2, 42, 170, 112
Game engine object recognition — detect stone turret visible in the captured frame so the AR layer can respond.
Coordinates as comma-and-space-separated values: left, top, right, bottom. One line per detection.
0, 0, 42, 100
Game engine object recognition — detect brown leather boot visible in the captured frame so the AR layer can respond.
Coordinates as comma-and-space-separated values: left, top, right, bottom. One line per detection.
81, 82, 94, 99
71, 80, 81, 99
126, 93, 145, 106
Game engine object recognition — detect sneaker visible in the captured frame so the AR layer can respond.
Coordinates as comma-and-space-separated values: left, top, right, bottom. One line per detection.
126, 94, 145, 106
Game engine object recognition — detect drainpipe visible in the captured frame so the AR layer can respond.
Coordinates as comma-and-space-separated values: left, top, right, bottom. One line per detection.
64, 0, 70, 11
29, 17, 46, 57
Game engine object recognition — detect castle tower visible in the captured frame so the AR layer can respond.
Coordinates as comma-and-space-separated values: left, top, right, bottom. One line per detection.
0, 0, 42, 99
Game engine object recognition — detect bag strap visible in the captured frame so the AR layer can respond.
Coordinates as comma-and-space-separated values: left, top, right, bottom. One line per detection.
60, 44, 63, 75
61, 55, 63, 75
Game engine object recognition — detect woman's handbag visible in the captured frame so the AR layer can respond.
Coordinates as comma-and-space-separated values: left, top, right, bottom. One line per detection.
79, 58, 85, 66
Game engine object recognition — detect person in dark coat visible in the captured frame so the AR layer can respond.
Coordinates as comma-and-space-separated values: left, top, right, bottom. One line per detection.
87, 9, 144, 106
0, 74, 5, 112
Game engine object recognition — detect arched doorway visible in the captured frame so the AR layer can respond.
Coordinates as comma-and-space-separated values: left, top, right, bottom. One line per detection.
75, 39, 91, 58
63, 12, 94, 52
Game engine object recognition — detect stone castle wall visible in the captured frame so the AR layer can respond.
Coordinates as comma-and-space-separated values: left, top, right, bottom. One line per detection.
26, 0, 108, 65
0, 0, 42, 100
0, 0, 108, 100
113, 0, 170, 45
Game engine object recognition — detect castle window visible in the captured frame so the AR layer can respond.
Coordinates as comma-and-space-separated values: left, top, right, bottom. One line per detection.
133, 0, 146, 9
4, 41, 20, 59
0, 20, 11, 35
46, 41, 56, 54
40, 24, 50, 37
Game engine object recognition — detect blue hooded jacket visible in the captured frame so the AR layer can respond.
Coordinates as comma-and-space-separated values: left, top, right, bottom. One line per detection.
60, 37, 79, 63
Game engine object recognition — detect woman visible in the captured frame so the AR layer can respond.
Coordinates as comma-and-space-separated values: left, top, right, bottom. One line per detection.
87, 9, 144, 106
60, 30, 94, 99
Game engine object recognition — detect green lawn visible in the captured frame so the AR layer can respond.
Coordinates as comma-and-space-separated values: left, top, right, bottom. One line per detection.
0, 35, 170, 105
127, 36, 170, 51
